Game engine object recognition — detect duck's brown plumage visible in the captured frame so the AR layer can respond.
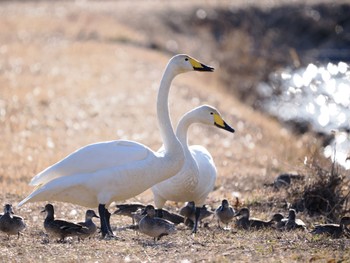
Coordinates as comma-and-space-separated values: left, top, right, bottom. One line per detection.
0, 204, 26, 238
77, 210, 99, 240
42, 204, 87, 242
285, 209, 307, 231
234, 207, 274, 230
139, 205, 176, 242
114, 203, 184, 225
180, 202, 213, 229
215, 199, 235, 228
311, 216, 350, 238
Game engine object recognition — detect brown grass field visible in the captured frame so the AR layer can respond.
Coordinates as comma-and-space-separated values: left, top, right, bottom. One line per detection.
0, 1, 349, 262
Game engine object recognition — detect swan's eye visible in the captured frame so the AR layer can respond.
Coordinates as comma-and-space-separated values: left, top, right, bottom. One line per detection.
185, 58, 189, 61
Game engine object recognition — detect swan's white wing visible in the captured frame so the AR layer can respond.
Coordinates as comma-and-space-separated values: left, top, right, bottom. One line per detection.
19, 150, 163, 208
30, 140, 151, 186
191, 145, 217, 195
23, 178, 98, 208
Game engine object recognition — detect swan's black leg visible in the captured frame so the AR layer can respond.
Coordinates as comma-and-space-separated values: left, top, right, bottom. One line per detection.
105, 208, 114, 235
98, 204, 108, 237
192, 207, 201, 233
99, 204, 114, 238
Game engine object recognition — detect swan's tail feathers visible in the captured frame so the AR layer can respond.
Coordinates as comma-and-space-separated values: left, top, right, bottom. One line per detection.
17, 196, 30, 208
18, 184, 44, 207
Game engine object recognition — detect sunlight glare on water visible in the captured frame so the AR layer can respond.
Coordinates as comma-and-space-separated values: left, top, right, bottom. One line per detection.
258, 61, 350, 169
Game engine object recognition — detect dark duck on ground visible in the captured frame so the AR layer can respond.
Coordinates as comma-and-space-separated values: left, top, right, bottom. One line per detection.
311, 216, 350, 238
77, 210, 99, 240
215, 199, 235, 229
0, 204, 26, 239
138, 205, 176, 242
42, 204, 87, 242
234, 207, 274, 230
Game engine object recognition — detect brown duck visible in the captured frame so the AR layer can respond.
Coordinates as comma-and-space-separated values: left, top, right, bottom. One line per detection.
138, 205, 176, 242
285, 209, 307, 231
77, 210, 99, 240
180, 201, 213, 230
42, 204, 87, 242
234, 207, 274, 230
0, 204, 26, 239
215, 199, 235, 229
311, 216, 350, 238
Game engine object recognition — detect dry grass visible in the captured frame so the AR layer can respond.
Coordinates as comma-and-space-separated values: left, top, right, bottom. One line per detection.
0, 1, 349, 262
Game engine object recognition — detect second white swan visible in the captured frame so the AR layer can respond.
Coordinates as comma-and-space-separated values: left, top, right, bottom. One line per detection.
152, 104, 235, 233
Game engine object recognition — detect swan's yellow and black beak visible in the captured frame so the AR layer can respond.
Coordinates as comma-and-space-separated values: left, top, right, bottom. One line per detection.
214, 113, 235, 133
189, 57, 214, 72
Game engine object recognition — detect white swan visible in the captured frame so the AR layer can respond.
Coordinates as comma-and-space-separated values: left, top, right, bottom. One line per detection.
18, 54, 214, 237
151, 104, 235, 233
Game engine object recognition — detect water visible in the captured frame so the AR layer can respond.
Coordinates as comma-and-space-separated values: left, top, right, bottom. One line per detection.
257, 62, 350, 169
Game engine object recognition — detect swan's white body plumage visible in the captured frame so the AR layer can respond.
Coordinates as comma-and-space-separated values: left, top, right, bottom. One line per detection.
18, 54, 213, 209
153, 145, 216, 208
152, 105, 233, 208
20, 144, 170, 207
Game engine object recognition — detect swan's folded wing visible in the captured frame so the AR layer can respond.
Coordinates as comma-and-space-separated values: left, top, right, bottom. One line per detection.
30, 140, 151, 186
20, 173, 105, 208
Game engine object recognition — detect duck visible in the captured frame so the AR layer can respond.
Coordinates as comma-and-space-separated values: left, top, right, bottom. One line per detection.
179, 201, 196, 219
114, 203, 146, 225
152, 105, 235, 233
113, 204, 184, 225
310, 216, 350, 238
179, 201, 213, 229
114, 203, 146, 217
138, 205, 176, 242
42, 204, 87, 242
0, 204, 26, 239
285, 209, 307, 231
18, 54, 214, 238
234, 207, 274, 230
77, 210, 99, 240
271, 213, 288, 230
215, 199, 235, 229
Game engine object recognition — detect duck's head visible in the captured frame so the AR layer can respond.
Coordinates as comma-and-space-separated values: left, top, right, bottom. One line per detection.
142, 205, 156, 217
234, 207, 250, 218
41, 203, 54, 214
190, 105, 235, 133
4, 204, 14, 214
169, 54, 214, 75
187, 201, 196, 209
86, 210, 99, 220
288, 209, 296, 220
221, 199, 230, 208
271, 213, 284, 222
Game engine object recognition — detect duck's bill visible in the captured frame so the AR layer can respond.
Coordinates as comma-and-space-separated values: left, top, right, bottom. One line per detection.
215, 121, 235, 133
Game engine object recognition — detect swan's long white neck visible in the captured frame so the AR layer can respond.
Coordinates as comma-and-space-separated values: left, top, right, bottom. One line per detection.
157, 61, 183, 155
175, 110, 195, 151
